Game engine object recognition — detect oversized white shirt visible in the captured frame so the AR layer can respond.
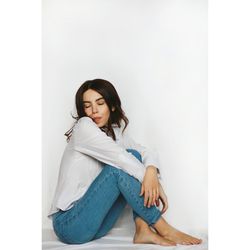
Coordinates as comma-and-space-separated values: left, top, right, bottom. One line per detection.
48, 116, 162, 218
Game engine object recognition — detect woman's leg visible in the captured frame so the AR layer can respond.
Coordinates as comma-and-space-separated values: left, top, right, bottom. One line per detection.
93, 149, 176, 246
92, 149, 137, 240
52, 150, 162, 244
92, 194, 127, 240
92, 149, 202, 246
124, 150, 202, 245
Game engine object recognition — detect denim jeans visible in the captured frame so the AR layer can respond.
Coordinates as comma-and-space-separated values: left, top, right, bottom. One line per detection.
52, 149, 161, 244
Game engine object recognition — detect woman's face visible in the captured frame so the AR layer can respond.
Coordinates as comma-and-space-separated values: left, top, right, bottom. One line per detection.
83, 89, 111, 127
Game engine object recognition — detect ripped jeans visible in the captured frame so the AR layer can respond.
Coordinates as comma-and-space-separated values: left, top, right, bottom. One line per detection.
52, 149, 161, 244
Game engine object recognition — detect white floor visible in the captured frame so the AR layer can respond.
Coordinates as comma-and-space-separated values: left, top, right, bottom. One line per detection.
43, 227, 208, 250
43, 207, 208, 250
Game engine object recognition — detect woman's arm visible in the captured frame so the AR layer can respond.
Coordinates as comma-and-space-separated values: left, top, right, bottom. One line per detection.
122, 132, 165, 207
122, 132, 163, 180
140, 165, 160, 207
72, 117, 146, 183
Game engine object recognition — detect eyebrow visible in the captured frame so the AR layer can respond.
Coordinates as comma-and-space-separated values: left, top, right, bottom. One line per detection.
83, 97, 104, 103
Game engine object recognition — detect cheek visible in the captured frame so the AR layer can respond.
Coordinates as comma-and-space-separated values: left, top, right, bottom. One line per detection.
84, 108, 91, 116
103, 107, 110, 119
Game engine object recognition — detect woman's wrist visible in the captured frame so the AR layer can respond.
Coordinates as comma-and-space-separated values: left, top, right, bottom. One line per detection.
146, 165, 158, 174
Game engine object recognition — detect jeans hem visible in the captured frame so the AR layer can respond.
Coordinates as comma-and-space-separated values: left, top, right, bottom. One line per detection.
148, 210, 162, 226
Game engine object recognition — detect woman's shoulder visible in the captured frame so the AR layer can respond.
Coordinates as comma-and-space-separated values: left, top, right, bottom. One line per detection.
77, 117, 124, 130
76, 116, 99, 128
73, 116, 127, 138
72, 116, 99, 136
78, 116, 93, 124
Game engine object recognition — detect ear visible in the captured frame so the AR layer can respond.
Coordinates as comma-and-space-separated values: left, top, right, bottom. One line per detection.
111, 107, 115, 112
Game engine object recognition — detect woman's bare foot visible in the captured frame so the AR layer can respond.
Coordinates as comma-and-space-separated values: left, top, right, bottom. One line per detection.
133, 217, 176, 246
133, 225, 176, 246
153, 217, 202, 245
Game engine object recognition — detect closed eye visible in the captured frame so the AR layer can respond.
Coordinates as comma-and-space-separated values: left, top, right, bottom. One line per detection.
84, 102, 105, 108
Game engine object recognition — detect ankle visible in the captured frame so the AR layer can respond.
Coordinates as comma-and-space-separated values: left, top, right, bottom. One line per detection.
136, 224, 150, 233
153, 217, 170, 236
135, 218, 150, 233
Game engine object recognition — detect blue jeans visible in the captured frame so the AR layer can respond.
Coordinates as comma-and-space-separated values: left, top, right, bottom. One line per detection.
52, 149, 161, 244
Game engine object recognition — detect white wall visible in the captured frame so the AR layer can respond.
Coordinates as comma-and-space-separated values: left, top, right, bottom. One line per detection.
42, 0, 207, 233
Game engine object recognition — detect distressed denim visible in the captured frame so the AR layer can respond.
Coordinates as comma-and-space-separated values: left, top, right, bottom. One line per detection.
52, 149, 161, 244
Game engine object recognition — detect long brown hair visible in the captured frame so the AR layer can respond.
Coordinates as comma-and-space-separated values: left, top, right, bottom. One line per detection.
65, 79, 129, 142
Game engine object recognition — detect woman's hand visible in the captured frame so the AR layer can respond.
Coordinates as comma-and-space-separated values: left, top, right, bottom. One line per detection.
155, 182, 168, 214
140, 166, 159, 208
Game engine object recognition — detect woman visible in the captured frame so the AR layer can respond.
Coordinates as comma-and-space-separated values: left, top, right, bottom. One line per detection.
48, 79, 202, 246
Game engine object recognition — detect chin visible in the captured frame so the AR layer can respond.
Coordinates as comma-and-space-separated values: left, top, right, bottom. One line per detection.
96, 122, 105, 128
98, 121, 109, 128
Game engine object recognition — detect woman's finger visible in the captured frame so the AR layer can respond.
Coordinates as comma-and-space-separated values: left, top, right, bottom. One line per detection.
144, 190, 149, 207
165, 197, 169, 210
156, 188, 159, 200
160, 197, 168, 214
147, 190, 153, 207
152, 189, 156, 205
160, 197, 165, 213
140, 185, 144, 196
156, 199, 160, 206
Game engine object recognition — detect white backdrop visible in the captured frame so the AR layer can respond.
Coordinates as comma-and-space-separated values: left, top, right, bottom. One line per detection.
42, 0, 207, 233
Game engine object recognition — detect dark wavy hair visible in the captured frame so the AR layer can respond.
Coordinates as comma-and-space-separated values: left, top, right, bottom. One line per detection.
65, 79, 129, 142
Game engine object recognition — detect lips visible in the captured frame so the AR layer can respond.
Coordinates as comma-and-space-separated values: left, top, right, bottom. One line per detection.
93, 117, 102, 123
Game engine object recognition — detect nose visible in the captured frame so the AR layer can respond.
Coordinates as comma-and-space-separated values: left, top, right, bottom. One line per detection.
91, 104, 98, 114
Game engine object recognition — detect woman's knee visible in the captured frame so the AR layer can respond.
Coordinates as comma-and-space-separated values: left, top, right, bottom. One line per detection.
126, 149, 142, 162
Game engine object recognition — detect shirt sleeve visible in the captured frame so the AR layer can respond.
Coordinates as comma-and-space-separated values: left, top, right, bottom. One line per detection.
71, 117, 146, 183
122, 131, 163, 180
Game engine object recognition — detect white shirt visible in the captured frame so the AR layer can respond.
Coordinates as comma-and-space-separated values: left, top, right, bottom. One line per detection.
48, 117, 162, 218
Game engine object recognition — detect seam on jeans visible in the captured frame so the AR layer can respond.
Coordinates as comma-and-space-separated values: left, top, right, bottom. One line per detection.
118, 173, 158, 224
149, 210, 162, 226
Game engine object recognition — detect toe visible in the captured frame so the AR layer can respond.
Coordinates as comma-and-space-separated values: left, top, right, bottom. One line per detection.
165, 239, 176, 246
170, 241, 177, 246
191, 238, 198, 244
